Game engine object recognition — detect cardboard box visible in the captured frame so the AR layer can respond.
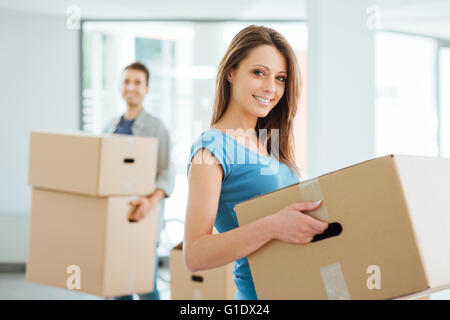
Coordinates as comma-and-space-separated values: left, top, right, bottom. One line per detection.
170, 243, 236, 300
396, 293, 430, 300
26, 188, 159, 297
28, 131, 158, 196
235, 154, 450, 300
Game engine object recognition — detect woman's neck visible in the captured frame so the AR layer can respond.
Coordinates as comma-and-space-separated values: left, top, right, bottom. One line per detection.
213, 103, 257, 133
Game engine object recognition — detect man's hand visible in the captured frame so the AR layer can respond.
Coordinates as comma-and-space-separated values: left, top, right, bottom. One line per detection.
128, 189, 166, 222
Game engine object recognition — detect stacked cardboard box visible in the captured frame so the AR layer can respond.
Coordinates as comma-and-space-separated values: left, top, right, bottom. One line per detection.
26, 131, 159, 297
235, 154, 450, 300
170, 242, 236, 300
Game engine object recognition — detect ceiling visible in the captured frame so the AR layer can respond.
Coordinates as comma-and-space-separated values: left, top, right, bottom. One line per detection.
0, 0, 307, 20
376, 0, 450, 41
0, 0, 448, 40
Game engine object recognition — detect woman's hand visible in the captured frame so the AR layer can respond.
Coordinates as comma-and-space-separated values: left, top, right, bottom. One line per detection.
270, 200, 328, 244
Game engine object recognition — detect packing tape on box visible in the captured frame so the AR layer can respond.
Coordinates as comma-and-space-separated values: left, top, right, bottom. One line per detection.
127, 269, 135, 294
192, 288, 203, 300
320, 262, 351, 300
297, 178, 330, 221
126, 137, 135, 153
124, 177, 132, 194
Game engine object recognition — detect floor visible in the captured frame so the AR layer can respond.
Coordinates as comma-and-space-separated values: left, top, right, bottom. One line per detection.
2, 267, 450, 300
0, 267, 171, 300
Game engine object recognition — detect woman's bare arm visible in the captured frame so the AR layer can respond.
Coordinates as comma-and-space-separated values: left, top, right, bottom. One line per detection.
183, 148, 327, 272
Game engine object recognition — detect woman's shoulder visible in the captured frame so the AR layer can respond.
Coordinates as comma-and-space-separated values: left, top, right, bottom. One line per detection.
189, 128, 233, 164
188, 128, 232, 177
192, 128, 227, 149
202, 127, 225, 137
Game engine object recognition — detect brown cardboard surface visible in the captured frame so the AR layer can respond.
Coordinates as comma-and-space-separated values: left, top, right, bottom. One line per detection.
170, 243, 236, 300
28, 131, 157, 196
234, 155, 450, 300
98, 135, 158, 196
26, 188, 158, 297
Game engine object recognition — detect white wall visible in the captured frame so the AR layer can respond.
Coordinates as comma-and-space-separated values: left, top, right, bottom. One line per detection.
0, 0, 376, 262
306, 0, 375, 178
0, 8, 79, 262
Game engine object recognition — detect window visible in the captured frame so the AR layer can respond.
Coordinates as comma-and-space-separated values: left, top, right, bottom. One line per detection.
439, 47, 450, 157
375, 32, 438, 157
81, 21, 307, 256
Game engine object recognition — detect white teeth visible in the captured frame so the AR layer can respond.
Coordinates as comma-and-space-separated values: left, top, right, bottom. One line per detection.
254, 95, 270, 103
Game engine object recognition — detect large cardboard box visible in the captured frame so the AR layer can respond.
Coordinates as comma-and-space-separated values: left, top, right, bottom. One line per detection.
397, 293, 430, 300
26, 188, 159, 297
235, 154, 450, 300
170, 243, 236, 300
28, 131, 158, 196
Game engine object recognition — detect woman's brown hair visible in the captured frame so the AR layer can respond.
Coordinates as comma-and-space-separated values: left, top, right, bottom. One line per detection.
211, 25, 301, 175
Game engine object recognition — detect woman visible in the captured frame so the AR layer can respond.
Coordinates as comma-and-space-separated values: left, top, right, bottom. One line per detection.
184, 25, 328, 300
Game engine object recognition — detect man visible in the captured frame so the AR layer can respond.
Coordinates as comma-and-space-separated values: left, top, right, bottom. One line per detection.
103, 61, 175, 300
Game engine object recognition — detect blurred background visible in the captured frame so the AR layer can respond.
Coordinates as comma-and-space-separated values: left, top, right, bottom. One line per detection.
0, 0, 449, 299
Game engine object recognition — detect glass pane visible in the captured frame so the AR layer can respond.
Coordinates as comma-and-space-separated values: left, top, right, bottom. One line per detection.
81, 21, 307, 256
440, 47, 450, 157
375, 32, 437, 157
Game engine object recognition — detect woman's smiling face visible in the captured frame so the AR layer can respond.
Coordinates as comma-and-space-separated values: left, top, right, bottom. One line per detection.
227, 44, 287, 119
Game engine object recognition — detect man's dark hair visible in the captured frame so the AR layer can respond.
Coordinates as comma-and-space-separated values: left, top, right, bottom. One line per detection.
124, 62, 150, 87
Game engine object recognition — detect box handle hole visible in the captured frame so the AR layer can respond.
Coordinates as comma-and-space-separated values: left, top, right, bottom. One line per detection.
124, 158, 135, 164
312, 222, 342, 242
191, 275, 203, 283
